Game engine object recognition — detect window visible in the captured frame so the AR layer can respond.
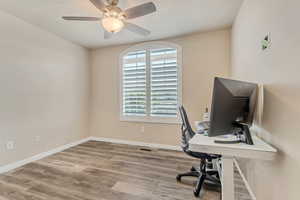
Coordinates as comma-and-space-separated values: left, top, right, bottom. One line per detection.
120, 42, 182, 123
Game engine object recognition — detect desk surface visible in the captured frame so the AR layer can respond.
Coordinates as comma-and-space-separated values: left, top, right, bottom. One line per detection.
189, 134, 277, 160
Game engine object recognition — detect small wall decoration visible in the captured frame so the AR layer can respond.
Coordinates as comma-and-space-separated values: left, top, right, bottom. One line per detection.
261, 33, 271, 50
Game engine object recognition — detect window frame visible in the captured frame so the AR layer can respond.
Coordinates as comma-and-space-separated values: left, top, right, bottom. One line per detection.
119, 41, 182, 124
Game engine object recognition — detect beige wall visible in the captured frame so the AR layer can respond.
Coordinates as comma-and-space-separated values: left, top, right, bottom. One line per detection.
231, 0, 300, 199
0, 10, 90, 166
90, 29, 230, 146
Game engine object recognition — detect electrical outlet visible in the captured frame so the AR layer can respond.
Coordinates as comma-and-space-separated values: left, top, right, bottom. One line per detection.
6, 141, 14, 150
141, 126, 145, 133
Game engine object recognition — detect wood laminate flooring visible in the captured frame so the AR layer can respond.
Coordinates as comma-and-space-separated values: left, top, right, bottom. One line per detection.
0, 141, 252, 200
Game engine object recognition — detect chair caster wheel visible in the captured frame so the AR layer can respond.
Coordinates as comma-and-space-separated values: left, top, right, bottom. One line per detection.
176, 175, 181, 182
191, 166, 196, 172
193, 189, 200, 197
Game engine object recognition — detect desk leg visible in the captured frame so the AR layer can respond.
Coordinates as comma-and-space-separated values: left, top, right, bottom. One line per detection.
221, 157, 234, 200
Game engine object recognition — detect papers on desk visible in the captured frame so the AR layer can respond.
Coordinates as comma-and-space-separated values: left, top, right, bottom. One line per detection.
214, 134, 240, 141
195, 121, 210, 134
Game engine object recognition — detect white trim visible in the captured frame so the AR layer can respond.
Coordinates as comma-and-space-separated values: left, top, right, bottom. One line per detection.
90, 137, 181, 151
119, 41, 183, 124
234, 159, 257, 200
0, 137, 92, 174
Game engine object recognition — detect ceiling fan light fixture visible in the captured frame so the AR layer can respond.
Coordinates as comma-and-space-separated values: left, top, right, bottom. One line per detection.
102, 16, 124, 33
63, 0, 156, 38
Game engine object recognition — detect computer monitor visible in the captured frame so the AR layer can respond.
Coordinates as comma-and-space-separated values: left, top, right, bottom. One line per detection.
208, 77, 258, 145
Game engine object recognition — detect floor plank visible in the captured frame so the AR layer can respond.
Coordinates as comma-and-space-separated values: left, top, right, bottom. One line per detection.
0, 141, 251, 200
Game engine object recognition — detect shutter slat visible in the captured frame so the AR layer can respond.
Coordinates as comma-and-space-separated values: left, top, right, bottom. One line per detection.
151, 100, 177, 103
152, 71, 177, 76
124, 82, 146, 85
125, 105, 146, 107
151, 93, 177, 96
124, 99, 146, 102
151, 108, 177, 111
151, 79, 177, 82
152, 68, 177, 71
124, 73, 146, 78
151, 113, 177, 116
124, 77, 146, 81
152, 89, 177, 92
124, 85, 146, 89
124, 69, 146, 73
151, 62, 177, 67
124, 95, 146, 98
124, 102, 146, 105
151, 85, 177, 88
151, 76, 177, 80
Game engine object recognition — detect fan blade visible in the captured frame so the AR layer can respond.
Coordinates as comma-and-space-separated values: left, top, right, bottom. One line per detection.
104, 31, 113, 39
62, 16, 100, 21
124, 2, 156, 19
124, 23, 150, 36
89, 0, 106, 12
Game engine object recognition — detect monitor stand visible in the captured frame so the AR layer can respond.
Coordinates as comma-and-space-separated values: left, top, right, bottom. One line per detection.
214, 123, 254, 145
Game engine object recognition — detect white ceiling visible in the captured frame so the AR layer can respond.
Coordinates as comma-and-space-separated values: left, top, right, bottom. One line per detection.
0, 0, 243, 49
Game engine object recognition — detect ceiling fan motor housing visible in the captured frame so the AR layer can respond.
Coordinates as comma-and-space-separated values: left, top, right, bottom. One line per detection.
103, 6, 125, 20
107, 0, 119, 6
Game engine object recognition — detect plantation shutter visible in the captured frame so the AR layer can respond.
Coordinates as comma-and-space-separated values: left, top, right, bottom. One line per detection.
122, 50, 147, 116
150, 48, 178, 117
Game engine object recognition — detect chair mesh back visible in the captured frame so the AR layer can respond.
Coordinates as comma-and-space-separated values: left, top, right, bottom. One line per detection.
179, 106, 196, 152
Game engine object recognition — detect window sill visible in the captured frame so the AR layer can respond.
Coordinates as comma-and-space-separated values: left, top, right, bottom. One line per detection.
120, 116, 181, 124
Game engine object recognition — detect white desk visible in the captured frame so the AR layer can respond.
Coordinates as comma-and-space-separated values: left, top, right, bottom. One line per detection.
189, 134, 277, 200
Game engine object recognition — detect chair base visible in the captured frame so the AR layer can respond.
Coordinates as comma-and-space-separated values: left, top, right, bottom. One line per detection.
176, 171, 198, 181
176, 164, 221, 197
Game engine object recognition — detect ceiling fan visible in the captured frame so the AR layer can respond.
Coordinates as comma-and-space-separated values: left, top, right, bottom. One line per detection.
62, 0, 156, 39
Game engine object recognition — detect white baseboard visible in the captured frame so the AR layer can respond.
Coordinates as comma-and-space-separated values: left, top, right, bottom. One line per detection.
0, 137, 92, 174
234, 159, 257, 200
90, 137, 181, 151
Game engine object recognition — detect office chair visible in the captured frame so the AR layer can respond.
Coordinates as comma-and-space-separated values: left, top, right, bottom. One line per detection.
177, 106, 221, 197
